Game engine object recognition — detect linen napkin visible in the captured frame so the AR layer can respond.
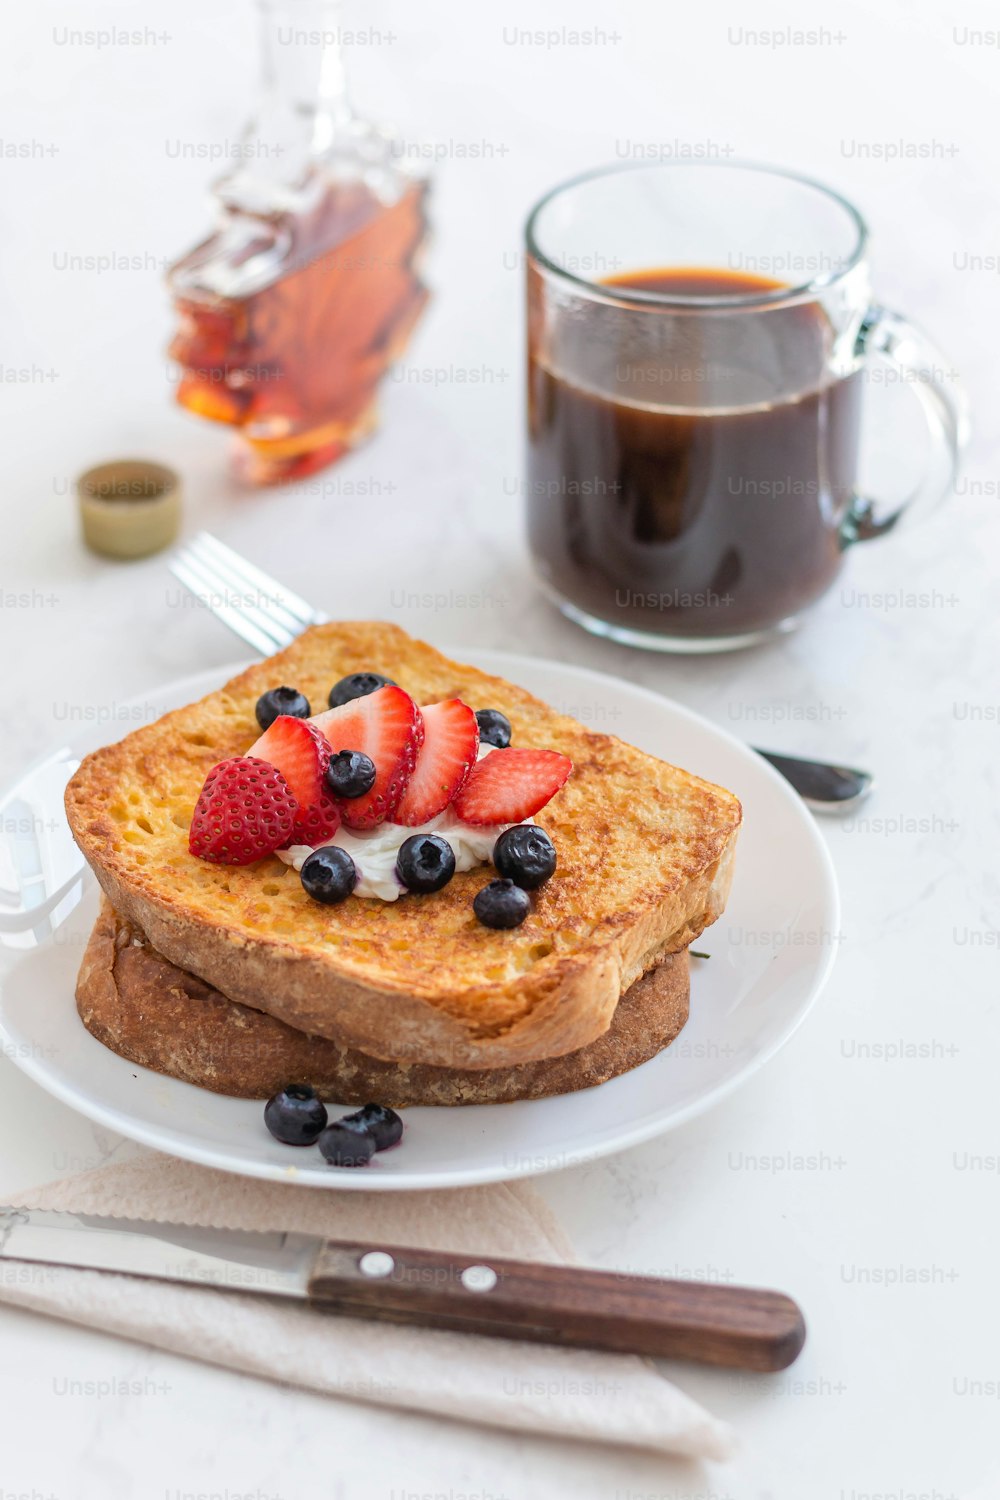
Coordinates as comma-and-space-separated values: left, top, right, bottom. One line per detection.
0, 1151, 733, 1460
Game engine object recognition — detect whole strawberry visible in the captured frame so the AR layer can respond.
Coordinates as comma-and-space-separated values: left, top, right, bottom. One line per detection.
189, 755, 297, 865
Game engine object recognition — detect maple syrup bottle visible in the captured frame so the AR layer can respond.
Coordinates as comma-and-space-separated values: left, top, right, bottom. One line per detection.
167, 1, 430, 485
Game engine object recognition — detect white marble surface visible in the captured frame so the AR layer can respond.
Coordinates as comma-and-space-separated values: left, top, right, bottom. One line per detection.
2, 0, 1000, 1493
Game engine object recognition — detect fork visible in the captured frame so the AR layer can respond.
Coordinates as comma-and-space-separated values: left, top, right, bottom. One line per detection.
169, 531, 330, 655
168, 532, 874, 813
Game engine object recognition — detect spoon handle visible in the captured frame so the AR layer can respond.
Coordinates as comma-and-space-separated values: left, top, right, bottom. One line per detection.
754, 748, 874, 814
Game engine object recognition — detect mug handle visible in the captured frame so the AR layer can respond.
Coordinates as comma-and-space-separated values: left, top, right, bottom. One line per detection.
841, 304, 971, 545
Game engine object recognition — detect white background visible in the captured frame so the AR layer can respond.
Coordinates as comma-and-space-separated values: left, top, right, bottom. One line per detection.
2, 0, 1000, 1494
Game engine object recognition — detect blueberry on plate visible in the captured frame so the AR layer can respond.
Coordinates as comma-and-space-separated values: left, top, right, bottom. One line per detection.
341, 1102, 404, 1151
318, 1120, 375, 1167
473, 878, 531, 930
264, 1084, 328, 1146
475, 708, 512, 749
255, 686, 311, 732
300, 846, 357, 904
396, 833, 456, 894
493, 825, 557, 890
328, 671, 396, 709
326, 749, 377, 799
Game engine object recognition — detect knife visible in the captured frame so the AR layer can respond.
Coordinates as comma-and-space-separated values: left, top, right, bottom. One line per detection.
0, 1205, 805, 1372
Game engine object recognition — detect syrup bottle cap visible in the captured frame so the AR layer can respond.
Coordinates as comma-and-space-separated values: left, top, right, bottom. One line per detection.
76, 459, 182, 560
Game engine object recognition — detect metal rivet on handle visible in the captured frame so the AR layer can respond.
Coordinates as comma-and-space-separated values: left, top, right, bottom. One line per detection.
358, 1251, 395, 1278
461, 1264, 498, 1292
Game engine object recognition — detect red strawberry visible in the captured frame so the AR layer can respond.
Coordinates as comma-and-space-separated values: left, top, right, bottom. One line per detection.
248, 715, 341, 844
393, 699, 479, 826
452, 747, 572, 826
189, 755, 297, 865
312, 685, 423, 829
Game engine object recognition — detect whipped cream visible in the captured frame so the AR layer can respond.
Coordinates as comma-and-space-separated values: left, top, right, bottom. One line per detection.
275, 744, 531, 900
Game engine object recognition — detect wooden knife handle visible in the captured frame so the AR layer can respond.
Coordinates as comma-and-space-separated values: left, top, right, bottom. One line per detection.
308, 1239, 805, 1371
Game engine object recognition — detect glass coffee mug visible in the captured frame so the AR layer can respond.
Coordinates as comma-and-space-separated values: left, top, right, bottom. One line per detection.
525, 161, 968, 651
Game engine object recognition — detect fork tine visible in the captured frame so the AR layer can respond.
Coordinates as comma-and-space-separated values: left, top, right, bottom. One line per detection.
169, 553, 296, 657
192, 532, 325, 628
184, 534, 312, 641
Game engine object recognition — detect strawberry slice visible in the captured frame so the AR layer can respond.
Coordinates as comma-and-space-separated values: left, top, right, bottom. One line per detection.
248, 715, 341, 844
393, 699, 479, 826
189, 755, 297, 865
312, 684, 423, 829
452, 747, 572, 826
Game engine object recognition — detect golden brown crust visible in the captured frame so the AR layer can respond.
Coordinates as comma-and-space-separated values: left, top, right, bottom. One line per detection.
77, 903, 690, 1106
65, 622, 740, 1068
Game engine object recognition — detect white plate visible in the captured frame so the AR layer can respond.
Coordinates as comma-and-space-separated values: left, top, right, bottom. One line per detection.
0, 651, 839, 1191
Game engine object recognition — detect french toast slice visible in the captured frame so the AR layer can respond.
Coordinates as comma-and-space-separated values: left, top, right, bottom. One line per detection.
65, 622, 740, 1069
77, 901, 690, 1106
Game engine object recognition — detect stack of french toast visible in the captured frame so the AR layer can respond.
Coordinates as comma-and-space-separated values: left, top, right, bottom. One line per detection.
65, 623, 741, 1106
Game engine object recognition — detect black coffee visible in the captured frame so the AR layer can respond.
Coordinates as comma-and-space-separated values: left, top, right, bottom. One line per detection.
527, 266, 864, 640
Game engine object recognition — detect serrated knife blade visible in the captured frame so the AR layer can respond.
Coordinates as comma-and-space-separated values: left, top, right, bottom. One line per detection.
0, 1206, 317, 1295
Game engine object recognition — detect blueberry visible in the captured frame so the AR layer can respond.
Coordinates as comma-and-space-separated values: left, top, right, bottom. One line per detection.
493, 825, 557, 890
340, 1102, 404, 1151
300, 846, 357, 904
264, 1084, 328, 1146
475, 709, 512, 749
328, 672, 396, 709
326, 749, 377, 799
318, 1121, 375, 1167
473, 878, 531, 929
396, 833, 456, 894
255, 686, 311, 732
